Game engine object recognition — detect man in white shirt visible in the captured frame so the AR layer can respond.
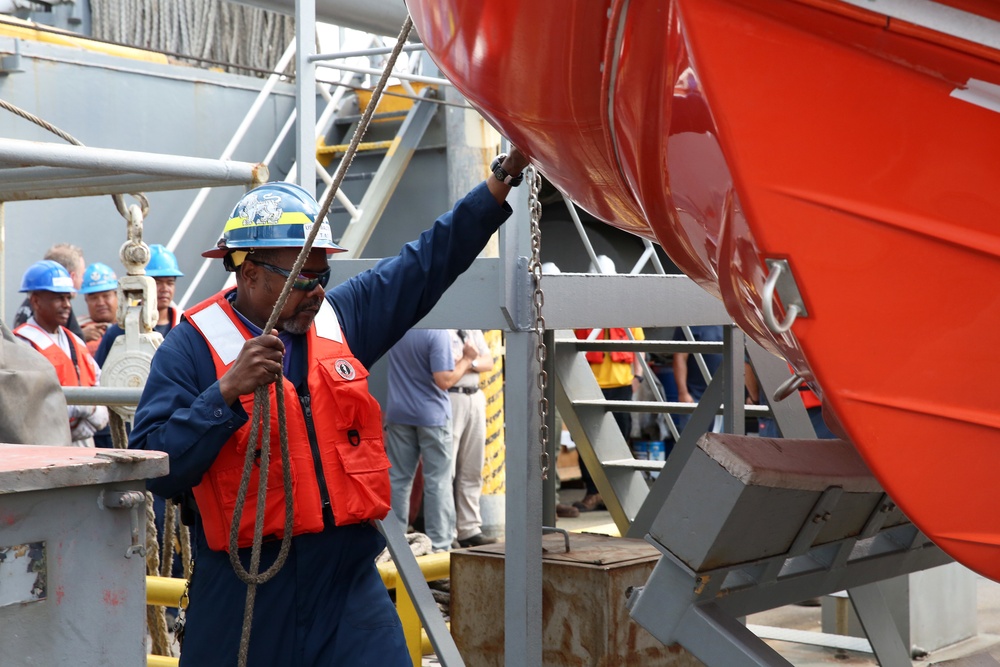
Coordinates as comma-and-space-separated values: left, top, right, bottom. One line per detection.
448, 329, 498, 548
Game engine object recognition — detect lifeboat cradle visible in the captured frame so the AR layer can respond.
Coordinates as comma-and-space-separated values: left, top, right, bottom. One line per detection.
551, 323, 953, 667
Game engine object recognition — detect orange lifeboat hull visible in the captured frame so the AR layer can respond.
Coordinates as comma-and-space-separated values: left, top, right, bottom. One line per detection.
408, 0, 1000, 580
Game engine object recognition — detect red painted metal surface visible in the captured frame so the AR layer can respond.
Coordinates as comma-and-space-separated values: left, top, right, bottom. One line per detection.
408, 0, 1000, 579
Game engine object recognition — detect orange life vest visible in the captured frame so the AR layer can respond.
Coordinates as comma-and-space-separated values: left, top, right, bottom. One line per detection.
14, 322, 97, 387
185, 290, 391, 552
574, 328, 635, 365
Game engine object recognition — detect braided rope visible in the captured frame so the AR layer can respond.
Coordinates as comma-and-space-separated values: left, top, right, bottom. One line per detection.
109, 411, 129, 450
145, 491, 173, 657
161, 499, 177, 579
229, 17, 415, 667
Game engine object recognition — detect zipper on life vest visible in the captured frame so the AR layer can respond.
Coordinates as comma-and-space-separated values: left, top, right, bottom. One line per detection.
297, 388, 336, 527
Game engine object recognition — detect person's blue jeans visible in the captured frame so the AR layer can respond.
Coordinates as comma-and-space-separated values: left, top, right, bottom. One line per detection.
385, 421, 456, 551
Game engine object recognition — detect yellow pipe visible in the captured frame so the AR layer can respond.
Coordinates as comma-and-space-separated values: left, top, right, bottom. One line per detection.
396, 578, 423, 666
377, 551, 451, 589
316, 139, 396, 166
317, 139, 395, 156
146, 551, 450, 662
146, 576, 187, 608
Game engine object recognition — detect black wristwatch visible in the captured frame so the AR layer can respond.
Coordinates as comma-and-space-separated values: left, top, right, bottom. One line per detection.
490, 153, 524, 187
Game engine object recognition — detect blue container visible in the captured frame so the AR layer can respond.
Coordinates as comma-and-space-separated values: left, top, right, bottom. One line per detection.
648, 441, 666, 480
632, 441, 650, 460
648, 441, 666, 462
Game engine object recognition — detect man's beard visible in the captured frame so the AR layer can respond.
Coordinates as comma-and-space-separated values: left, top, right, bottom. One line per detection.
281, 297, 323, 335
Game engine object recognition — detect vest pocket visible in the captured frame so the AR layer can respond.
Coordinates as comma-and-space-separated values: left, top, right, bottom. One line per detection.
326, 435, 392, 525
315, 357, 391, 525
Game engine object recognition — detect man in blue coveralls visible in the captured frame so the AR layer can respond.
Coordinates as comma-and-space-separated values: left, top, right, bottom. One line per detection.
129, 147, 530, 666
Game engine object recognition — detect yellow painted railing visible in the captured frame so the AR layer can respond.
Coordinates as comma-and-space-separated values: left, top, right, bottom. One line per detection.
146, 551, 450, 666
377, 551, 451, 665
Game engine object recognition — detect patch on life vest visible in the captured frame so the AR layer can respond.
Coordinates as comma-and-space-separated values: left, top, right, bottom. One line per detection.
334, 358, 356, 380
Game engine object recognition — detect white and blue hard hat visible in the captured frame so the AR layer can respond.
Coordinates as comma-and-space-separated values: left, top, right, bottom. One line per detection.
79, 262, 118, 294
20, 260, 75, 293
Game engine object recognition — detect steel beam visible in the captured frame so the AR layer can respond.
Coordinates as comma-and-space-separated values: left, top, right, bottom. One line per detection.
377, 518, 465, 667
295, 0, 317, 195
62, 387, 144, 407
721, 326, 746, 434
499, 173, 543, 667
848, 583, 914, 667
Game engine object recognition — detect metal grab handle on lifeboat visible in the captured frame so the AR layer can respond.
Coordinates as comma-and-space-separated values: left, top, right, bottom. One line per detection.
762, 259, 808, 334
773, 372, 805, 403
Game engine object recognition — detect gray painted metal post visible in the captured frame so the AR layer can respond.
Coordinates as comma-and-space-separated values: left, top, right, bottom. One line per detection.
722, 325, 746, 434
504, 330, 543, 667
543, 328, 557, 527
500, 178, 542, 667
679, 603, 794, 667
848, 583, 914, 667
295, 0, 317, 196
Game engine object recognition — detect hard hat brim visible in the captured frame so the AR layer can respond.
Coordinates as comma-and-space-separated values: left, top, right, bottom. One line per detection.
202, 242, 347, 259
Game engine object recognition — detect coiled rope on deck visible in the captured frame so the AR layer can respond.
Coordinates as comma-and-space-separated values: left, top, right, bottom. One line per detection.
228, 17, 414, 667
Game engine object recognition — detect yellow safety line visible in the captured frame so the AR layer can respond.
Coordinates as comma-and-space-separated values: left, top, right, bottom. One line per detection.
0, 15, 169, 64
481, 330, 506, 495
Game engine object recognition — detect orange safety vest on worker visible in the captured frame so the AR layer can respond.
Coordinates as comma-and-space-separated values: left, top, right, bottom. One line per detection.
574, 328, 635, 365
184, 291, 391, 552
14, 322, 98, 387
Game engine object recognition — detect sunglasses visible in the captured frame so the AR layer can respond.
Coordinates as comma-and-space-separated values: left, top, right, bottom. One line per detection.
249, 259, 331, 291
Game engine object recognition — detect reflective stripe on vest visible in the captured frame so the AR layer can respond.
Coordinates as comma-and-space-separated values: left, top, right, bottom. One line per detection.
184, 290, 390, 552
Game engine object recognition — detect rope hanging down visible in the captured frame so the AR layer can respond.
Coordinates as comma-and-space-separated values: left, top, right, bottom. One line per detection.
229, 17, 415, 667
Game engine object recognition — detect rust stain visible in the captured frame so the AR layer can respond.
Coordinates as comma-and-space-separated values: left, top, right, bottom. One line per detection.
0, 511, 17, 526
56, 586, 65, 605
103, 589, 126, 607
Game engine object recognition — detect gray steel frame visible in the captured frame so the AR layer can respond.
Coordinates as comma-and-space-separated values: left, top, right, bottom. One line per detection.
0, 138, 267, 201
338, 86, 438, 256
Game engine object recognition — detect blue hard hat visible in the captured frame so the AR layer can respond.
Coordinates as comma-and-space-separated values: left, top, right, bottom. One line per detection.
79, 262, 118, 294
20, 260, 76, 293
202, 182, 345, 258
146, 244, 184, 277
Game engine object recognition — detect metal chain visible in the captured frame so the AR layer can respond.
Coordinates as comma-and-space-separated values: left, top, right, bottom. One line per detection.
526, 166, 549, 480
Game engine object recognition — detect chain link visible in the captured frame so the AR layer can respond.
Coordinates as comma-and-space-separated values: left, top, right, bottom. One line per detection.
526, 166, 549, 480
